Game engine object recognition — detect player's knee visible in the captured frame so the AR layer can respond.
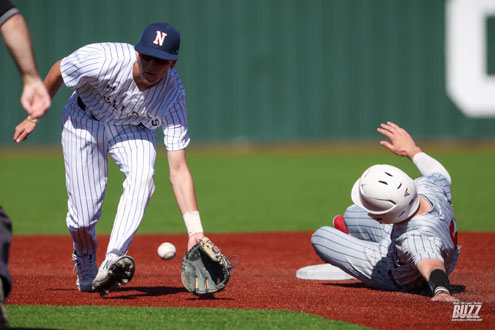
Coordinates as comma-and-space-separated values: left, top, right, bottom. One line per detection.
128, 168, 155, 192
138, 177, 155, 195
311, 226, 331, 249
311, 227, 333, 262
344, 204, 363, 216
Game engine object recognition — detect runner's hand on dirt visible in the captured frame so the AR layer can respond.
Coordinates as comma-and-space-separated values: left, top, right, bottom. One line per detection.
431, 292, 459, 302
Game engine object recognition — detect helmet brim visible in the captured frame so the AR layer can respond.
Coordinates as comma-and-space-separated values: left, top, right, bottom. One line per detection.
351, 177, 394, 215
350, 177, 363, 209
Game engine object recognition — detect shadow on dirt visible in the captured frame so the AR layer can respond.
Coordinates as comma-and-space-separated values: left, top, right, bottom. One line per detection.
322, 281, 465, 297
102, 286, 185, 299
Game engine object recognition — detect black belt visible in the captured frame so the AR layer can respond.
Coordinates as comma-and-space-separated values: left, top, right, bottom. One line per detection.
77, 96, 98, 120
77, 96, 86, 110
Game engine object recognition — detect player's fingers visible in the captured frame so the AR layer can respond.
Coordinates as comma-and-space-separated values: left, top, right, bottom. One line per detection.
14, 122, 25, 138
31, 96, 51, 118
379, 123, 398, 137
379, 122, 391, 130
377, 126, 389, 134
379, 140, 394, 151
13, 121, 36, 143
14, 130, 29, 143
386, 121, 401, 130
18, 128, 30, 142
377, 127, 394, 140
388, 122, 412, 138
13, 129, 21, 141
22, 96, 50, 119
383, 123, 412, 143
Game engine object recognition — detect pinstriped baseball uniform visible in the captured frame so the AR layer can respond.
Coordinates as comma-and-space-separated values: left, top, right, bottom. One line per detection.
311, 173, 460, 291
60, 42, 189, 258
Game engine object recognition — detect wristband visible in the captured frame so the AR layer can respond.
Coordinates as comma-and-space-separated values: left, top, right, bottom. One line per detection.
183, 210, 203, 236
27, 116, 39, 123
428, 269, 451, 295
434, 286, 450, 295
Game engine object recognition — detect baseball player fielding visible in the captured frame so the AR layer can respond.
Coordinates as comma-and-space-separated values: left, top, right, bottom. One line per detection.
13, 22, 209, 296
158, 242, 176, 260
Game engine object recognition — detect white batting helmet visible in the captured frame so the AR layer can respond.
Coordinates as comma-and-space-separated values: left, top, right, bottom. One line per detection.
351, 164, 420, 224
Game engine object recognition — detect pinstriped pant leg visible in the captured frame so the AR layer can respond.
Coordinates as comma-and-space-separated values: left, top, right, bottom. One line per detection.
62, 112, 107, 256
105, 125, 156, 257
343, 205, 392, 242
311, 226, 398, 291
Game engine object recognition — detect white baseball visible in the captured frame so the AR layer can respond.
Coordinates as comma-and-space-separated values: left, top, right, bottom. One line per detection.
157, 242, 176, 260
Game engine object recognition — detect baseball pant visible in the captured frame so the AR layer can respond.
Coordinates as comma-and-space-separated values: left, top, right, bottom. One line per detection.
62, 106, 156, 258
311, 205, 400, 291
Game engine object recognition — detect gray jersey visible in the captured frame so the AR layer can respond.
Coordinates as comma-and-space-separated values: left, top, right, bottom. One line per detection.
312, 173, 460, 291
389, 174, 459, 287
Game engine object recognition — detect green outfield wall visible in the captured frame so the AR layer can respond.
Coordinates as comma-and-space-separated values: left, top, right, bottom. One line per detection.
1, 0, 494, 145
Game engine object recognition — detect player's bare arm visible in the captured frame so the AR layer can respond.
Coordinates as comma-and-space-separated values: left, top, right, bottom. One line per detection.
168, 149, 199, 213
377, 121, 422, 160
43, 60, 64, 99
417, 259, 459, 302
167, 149, 204, 250
0, 14, 38, 83
0, 13, 50, 119
13, 61, 63, 143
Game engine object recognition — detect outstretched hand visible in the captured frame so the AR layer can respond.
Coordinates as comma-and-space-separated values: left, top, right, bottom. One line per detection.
377, 121, 422, 160
13, 117, 38, 143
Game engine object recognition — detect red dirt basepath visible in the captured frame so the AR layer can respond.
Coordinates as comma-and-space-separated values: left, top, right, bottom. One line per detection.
8, 232, 494, 329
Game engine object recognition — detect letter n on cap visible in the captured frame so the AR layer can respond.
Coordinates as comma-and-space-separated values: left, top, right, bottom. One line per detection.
153, 31, 167, 46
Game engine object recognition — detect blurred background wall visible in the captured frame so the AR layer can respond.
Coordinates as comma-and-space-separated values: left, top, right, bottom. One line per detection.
1, 0, 494, 145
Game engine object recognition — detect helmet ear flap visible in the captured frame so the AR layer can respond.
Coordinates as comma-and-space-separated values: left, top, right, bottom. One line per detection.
351, 164, 419, 224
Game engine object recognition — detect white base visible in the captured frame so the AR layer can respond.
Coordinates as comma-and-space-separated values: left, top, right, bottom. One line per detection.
296, 264, 356, 280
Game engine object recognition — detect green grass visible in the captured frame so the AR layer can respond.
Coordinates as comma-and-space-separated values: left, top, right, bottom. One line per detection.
1, 144, 492, 329
7, 305, 369, 330
0, 144, 494, 234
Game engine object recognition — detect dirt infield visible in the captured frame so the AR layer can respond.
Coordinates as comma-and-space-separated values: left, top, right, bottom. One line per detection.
8, 232, 494, 329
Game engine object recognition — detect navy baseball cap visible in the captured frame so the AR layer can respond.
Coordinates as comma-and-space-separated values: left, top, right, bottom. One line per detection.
135, 23, 180, 61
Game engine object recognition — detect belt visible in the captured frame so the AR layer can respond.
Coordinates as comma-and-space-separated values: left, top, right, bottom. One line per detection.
77, 96, 86, 110
77, 96, 98, 120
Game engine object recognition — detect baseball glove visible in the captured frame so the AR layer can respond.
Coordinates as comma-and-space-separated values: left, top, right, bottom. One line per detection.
181, 236, 232, 296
